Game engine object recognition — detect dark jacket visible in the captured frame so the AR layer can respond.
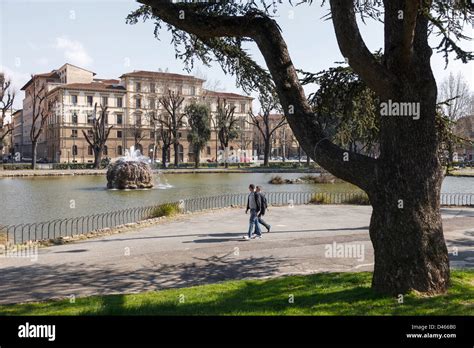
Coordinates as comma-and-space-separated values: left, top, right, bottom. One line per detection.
246, 191, 261, 212
257, 192, 268, 215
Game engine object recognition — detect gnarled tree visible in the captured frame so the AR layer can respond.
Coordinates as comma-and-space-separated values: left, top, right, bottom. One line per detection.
82, 104, 113, 169
29, 78, 47, 170
128, 0, 473, 295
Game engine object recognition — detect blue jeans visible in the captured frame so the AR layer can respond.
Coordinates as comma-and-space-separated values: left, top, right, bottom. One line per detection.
248, 209, 262, 238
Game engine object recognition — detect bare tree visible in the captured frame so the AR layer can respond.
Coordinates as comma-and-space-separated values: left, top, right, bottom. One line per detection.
248, 94, 287, 166
128, 114, 146, 149
82, 104, 113, 169
0, 75, 15, 147
29, 77, 48, 169
439, 72, 472, 172
215, 98, 239, 168
158, 89, 185, 166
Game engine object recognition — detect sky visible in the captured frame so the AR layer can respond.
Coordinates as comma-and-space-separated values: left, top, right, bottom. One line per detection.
1, 0, 473, 111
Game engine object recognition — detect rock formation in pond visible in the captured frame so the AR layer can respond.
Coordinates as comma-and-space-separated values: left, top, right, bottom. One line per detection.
106, 146, 154, 189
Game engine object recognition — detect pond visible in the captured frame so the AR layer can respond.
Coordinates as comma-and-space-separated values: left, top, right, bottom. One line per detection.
0, 173, 472, 225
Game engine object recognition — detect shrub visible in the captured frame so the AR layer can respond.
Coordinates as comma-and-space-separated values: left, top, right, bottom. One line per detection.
309, 193, 332, 204
52, 163, 96, 170
342, 193, 370, 205
269, 175, 285, 184
149, 203, 181, 218
1, 163, 33, 170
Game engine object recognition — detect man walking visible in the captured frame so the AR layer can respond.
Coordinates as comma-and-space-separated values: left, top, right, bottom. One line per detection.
244, 184, 262, 240
256, 185, 271, 232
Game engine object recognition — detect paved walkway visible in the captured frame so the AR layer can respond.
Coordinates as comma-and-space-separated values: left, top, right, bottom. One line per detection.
0, 205, 472, 304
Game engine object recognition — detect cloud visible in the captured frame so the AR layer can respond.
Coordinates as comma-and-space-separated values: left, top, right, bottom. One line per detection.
53, 36, 93, 67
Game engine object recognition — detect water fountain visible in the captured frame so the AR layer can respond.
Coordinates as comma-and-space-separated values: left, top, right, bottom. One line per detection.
106, 146, 154, 189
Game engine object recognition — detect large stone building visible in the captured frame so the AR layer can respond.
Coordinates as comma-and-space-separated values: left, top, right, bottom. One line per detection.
17, 63, 254, 164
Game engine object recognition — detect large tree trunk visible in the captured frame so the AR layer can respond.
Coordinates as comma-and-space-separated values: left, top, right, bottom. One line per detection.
31, 141, 38, 170
366, 66, 450, 294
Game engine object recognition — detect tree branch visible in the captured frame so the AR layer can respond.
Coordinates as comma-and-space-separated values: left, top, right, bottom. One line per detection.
329, 0, 395, 97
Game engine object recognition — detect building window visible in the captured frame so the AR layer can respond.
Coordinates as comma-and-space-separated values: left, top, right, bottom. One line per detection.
240, 102, 246, 113
88, 146, 93, 156
102, 96, 108, 106
116, 114, 123, 125
87, 129, 93, 137
150, 131, 155, 139
103, 146, 108, 156
117, 130, 122, 138
87, 96, 93, 106
72, 145, 78, 156
72, 113, 78, 124
136, 97, 141, 109
178, 132, 182, 138
104, 112, 108, 124
71, 95, 78, 105
117, 145, 123, 156
150, 83, 155, 93
190, 86, 196, 96
206, 146, 211, 155
135, 82, 141, 92
117, 97, 123, 108
149, 98, 155, 109
136, 114, 142, 126
71, 129, 78, 138
87, 113, 93, 124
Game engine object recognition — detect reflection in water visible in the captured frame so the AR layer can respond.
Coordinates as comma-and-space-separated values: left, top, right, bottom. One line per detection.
0, 173, 472, 225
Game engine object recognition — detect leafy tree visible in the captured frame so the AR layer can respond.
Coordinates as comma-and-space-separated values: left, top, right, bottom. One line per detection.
82, 104, 113, 169
185, 102, 211, 168
128, 0, 473, 295
300, 65, 379, 157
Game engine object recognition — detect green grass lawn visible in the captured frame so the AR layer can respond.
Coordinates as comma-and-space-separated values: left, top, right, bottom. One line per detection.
1, 271, 472, 316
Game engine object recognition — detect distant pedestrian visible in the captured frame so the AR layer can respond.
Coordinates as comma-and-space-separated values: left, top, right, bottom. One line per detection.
244, 184, 262, 240
256, 186, 271, 232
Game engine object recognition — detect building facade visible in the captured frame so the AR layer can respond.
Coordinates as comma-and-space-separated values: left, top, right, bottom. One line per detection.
18, 64, 254, 164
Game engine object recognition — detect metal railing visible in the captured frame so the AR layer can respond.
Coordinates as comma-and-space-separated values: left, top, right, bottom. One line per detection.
1, 191, 473, 245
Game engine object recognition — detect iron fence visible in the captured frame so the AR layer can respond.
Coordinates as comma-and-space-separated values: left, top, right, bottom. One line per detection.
1, 191, 473, 245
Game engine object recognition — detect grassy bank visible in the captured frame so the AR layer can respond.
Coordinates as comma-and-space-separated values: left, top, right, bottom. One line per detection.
0, 270, 472, 316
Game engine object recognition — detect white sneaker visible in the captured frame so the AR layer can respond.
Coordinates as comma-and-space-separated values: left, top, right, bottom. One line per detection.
255, 235, 262, 239
243, 235, 251, 240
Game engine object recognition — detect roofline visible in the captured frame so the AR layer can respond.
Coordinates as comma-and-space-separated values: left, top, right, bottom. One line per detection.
57, 63, 96, 76
48, 84, 127, 95
202, 89, 254, 100
119, 71, 205, 81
